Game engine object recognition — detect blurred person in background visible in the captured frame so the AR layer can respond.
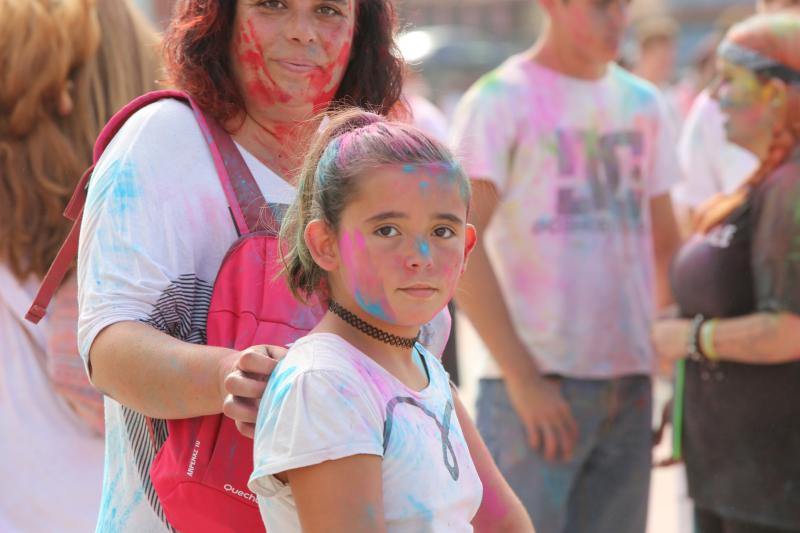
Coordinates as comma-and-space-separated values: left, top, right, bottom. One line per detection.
674, 0, 800, 229
404, 66, 450, 142
652, 12, 800, 533
632, 15, 679, 89
450, 0, 682, 531
0, 0, 160, 530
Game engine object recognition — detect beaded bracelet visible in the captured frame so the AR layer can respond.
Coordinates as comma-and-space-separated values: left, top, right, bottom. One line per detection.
686, 314, 707, 362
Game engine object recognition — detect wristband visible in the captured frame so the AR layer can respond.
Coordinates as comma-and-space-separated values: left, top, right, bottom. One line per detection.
700, 319, 719, 361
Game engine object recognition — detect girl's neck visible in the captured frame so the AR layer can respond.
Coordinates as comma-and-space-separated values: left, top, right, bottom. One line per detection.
313, 310, 429, 392
228, 106, 321, 180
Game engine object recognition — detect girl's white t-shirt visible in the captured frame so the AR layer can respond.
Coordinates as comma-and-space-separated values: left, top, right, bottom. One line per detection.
77, 98, 452, 532
249, 333, 483, 532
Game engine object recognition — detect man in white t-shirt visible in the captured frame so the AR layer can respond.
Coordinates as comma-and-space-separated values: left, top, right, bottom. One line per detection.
450, 0, 682, 532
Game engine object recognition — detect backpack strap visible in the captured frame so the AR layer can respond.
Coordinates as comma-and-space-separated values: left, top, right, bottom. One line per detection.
186, 97, 278, 236
25, 89, 280, 324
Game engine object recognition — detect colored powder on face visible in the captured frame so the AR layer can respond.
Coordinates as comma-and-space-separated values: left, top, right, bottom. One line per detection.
356, 289, 392, 322
402, 163, 416, 174
419, 180, 430, 193
416, 237, 431, 257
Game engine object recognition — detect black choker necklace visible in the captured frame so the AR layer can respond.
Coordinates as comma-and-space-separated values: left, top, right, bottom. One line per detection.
328, 299, 419, 349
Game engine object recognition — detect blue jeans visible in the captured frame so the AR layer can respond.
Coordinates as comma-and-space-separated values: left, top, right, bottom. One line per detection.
476, 376, 653, 533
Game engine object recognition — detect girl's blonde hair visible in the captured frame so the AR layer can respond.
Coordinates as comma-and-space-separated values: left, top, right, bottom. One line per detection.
0, 0, 160, 280
280, 108, 470, 300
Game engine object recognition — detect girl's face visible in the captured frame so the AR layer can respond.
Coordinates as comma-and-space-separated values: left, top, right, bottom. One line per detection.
711, 58, 777, 150
324, 165, 476, 330
230, 0, 356, 116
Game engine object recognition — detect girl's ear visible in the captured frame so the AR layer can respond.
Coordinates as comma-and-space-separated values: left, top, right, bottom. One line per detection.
304, 219, 339, 272
461, 224, 478, 273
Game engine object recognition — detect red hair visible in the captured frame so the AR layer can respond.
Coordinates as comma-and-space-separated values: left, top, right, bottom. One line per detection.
162, 0, 404, 127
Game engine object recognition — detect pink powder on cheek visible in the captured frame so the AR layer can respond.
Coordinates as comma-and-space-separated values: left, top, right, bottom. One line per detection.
311, 25, 354, 109
237, 18, 292, 106
338, 230, 397, 322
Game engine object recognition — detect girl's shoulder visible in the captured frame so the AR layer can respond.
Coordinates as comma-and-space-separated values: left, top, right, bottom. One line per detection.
267, 334, 378, 398
283, 333, 363, 374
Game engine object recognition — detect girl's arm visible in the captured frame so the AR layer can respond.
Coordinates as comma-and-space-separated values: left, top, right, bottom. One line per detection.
651, 312, 800, 365
452, 385, 535, 533
286, 454, 386, 533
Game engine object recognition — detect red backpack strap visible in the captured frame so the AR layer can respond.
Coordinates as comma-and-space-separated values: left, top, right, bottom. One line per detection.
25, 90, 190, 324
25, 90, 279, 324
186, 97, 277, 236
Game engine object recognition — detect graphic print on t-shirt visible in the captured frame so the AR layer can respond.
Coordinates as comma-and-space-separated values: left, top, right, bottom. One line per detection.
383, 397, 459, 481
534, 129, 646, 234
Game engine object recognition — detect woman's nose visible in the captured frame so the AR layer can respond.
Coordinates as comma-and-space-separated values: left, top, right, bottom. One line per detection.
284, 12, 316, 44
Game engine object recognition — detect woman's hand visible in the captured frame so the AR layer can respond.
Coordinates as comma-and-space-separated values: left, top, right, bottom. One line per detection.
221, 345, 288, 438
651, 319, 690, 368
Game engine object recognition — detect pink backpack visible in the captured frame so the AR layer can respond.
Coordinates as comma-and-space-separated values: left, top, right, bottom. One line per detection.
27, 90, 325, 532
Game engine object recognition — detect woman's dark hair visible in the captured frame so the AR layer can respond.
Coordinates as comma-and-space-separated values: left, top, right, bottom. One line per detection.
162, 0, 405, 126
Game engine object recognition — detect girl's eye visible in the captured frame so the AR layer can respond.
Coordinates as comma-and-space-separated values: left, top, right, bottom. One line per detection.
433, 226, 455, 239
375, 226, 399, 237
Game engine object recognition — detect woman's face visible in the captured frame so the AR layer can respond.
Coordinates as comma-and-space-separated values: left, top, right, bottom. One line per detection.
711, 58, 776, 150
230, 0, 356, 116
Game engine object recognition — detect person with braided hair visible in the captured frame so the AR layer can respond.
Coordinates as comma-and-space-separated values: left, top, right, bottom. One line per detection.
652, 12, 800, 533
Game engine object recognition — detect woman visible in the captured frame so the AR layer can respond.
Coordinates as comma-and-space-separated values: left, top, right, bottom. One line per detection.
0, 0, 160, 530
77, 1, 530, 531
652, 12, 800, 533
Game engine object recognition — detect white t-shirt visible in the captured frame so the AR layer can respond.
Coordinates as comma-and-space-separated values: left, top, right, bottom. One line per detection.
77, 99, 451, 532
408, 93, 450, 143
0, 266, 103, 532
249, 333, 483, 532
450, 57, 680, 379
674, 89, 760, 208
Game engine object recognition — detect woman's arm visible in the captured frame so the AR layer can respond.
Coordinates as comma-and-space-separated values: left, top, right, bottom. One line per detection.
708, 312, 800, 364
452, 385, 535, 533
651, 312, 800, 365
286, 454, 386, 533
90, 321, 282, 425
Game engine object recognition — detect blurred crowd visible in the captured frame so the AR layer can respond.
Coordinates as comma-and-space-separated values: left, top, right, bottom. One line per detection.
1, 0, 799, 532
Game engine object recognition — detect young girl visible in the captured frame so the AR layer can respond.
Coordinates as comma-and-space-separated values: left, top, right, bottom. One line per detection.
248, 109, 531, 532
